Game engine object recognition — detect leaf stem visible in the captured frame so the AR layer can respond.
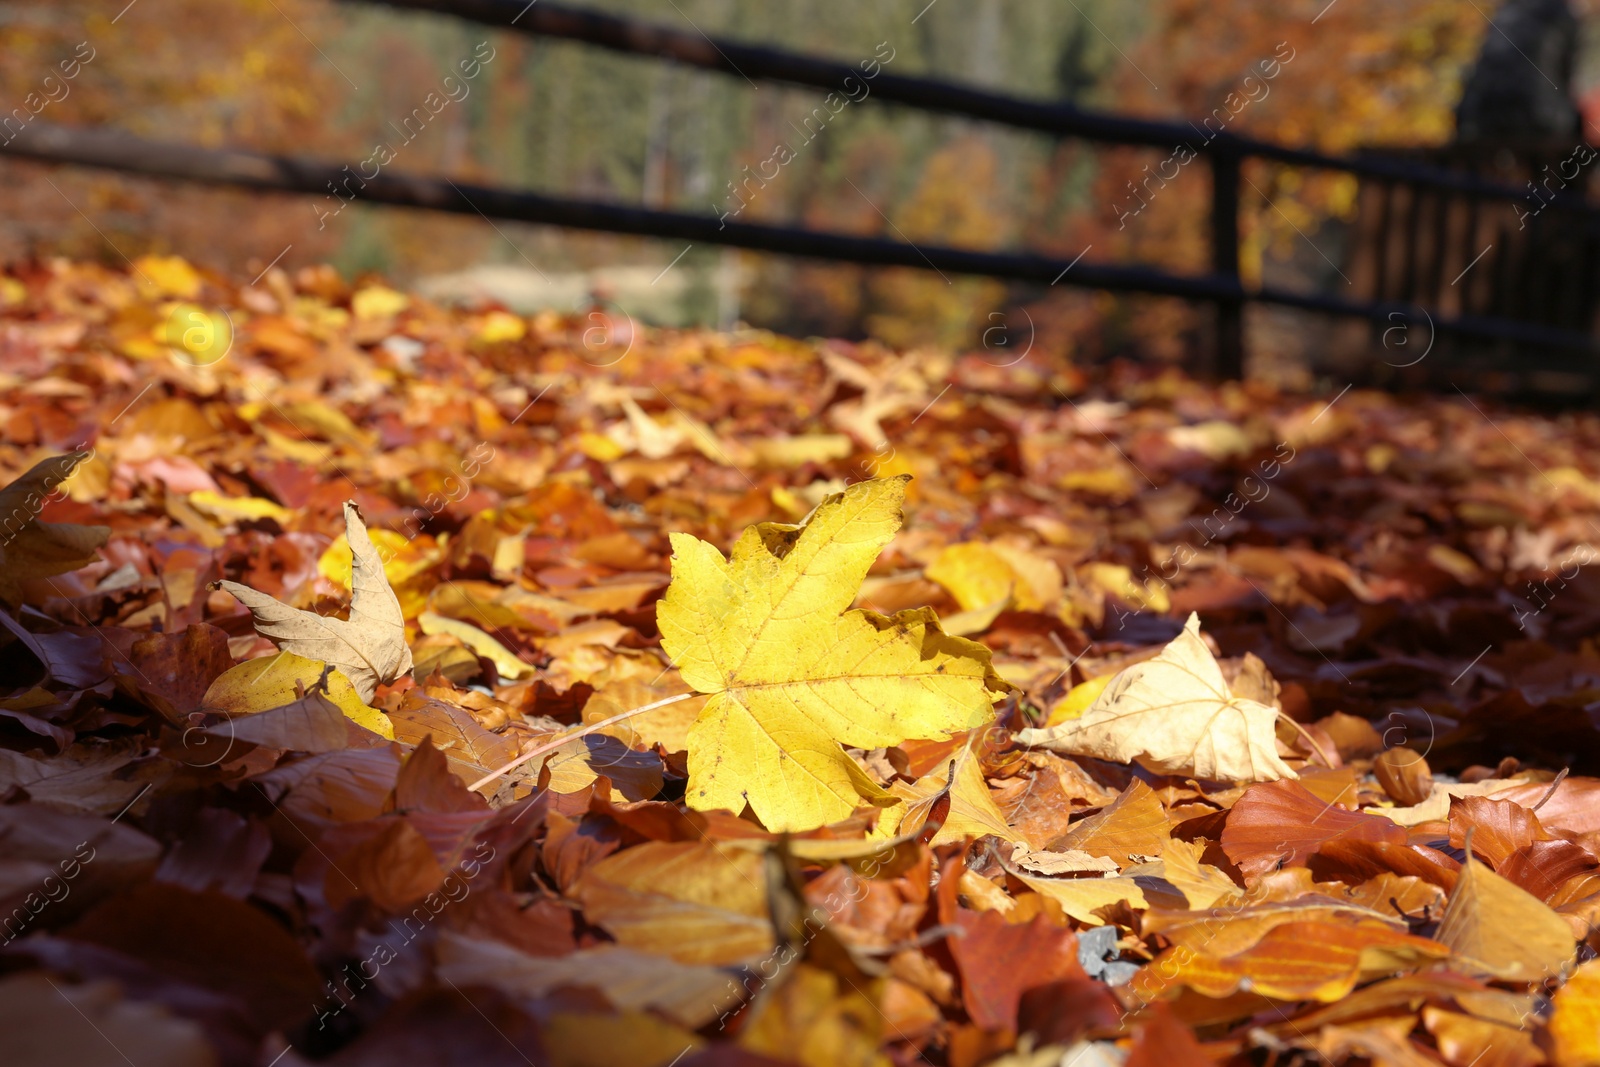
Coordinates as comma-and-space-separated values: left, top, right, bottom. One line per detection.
467, 691, 696, 793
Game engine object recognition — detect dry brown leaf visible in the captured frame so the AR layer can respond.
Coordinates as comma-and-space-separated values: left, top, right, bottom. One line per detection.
1010, 847, 1119, 875
1017, 614, 1296, 783
434, 932, 742, 1029
215, 501, 412, 702
0, 451, 110, 605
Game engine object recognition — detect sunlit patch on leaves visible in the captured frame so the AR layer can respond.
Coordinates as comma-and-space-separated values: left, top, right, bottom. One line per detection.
658, 476, 1009, 832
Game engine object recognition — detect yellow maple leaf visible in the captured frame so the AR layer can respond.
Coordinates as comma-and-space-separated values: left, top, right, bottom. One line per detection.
657, 475, 1009, 832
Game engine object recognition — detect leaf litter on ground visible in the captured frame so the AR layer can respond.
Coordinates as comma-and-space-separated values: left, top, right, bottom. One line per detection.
6, 256, 1600, 1066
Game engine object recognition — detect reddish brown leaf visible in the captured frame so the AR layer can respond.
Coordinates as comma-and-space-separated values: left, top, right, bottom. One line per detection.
1449, 795, 1551, 869
1126, 1002, 1216, 1067
947, 909, 1087, 1032
60, 882, 321, 1032
1222, 779, 1407, 880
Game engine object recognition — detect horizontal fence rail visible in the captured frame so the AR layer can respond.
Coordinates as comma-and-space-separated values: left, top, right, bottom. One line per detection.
4, 120, 1595, 370
348, 0, 1590, 208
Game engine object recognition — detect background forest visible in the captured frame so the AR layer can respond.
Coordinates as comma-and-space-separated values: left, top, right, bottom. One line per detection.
2, 0, 1590, 358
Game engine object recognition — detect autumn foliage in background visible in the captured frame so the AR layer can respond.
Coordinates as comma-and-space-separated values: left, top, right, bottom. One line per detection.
9, 251, 1600, 1066
0, 0, 1522, 357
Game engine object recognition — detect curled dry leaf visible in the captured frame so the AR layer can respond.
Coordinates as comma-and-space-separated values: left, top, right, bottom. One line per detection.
1374, 746, 1434, 807
657, 476, 1009, 832
874, 742, 1025, 845
0, 451, 110, 606
214, 501, 412, 703
1010, 846, 1118, 875
1017, 613, 1296, 783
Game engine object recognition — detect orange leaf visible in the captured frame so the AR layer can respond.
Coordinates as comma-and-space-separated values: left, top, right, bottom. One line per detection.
1131, 920, 1449, 1002
946, 909, 1090, 1032
1449, 795, 1551, 870
1050, 778, 1170, 865
1222, 778, 1406, 881
1126, 1002, 1215, 1067
1550, 958, 1600, 1067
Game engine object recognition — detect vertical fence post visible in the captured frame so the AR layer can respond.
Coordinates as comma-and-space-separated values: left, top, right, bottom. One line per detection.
1210, 147, 1244, 379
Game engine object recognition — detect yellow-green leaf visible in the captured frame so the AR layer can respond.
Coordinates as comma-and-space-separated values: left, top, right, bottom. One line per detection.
202, 650, 393, 739
418, 611, 533, 680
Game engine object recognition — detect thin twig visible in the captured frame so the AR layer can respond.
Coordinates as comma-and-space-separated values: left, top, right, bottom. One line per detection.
1531, 767, 1570, 812
467, 692, 695, 792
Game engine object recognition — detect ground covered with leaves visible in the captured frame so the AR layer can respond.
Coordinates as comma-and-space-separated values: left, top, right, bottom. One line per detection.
8, 256, 1600, 1067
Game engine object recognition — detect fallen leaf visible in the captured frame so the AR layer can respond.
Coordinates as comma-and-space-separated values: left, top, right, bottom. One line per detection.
1011, 847, 1119, 875
738, 963, 890, 1067
946, 910, 1094, 1032
116, 624, 234, 724
418, 611, 533, 680
572, 841, 774, 965
202, 650, 393, 739
657, 476, 1008, 831
1158, 837, 1243, 909
1009, 867, 1150, 925
0, 972, 215, 1067
215, 501, 413, 702
1017, 614, 1295, 783
1435, 842, 1575, 982
0, 451, 110, 605
0, 743, 154, 816
1125, 1002, 1215, 1067
1131, 920, 1449, 1002
1050, 779, 1170, 866
211, 682, 354, 754
1222, 778, 1406, 881
1549, 958, 1600, 1067
877, 743, 1023, 845
1422, 1006, 1545, 1067
539, 732, 666, 802
434, 932, 743, 1029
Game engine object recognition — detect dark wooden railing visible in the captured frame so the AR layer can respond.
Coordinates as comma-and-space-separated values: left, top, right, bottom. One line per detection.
3, 0, 1597, 381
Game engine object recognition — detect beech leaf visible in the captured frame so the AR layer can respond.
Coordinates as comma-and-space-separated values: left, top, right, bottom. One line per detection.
657, 475, 1009, 832
1017, 612, 1297, 783
214, 501, 412, 702
1436, 834, 1575, 981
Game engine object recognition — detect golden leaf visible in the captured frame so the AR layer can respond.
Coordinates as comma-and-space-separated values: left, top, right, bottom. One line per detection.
657, 476, 1008, 832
